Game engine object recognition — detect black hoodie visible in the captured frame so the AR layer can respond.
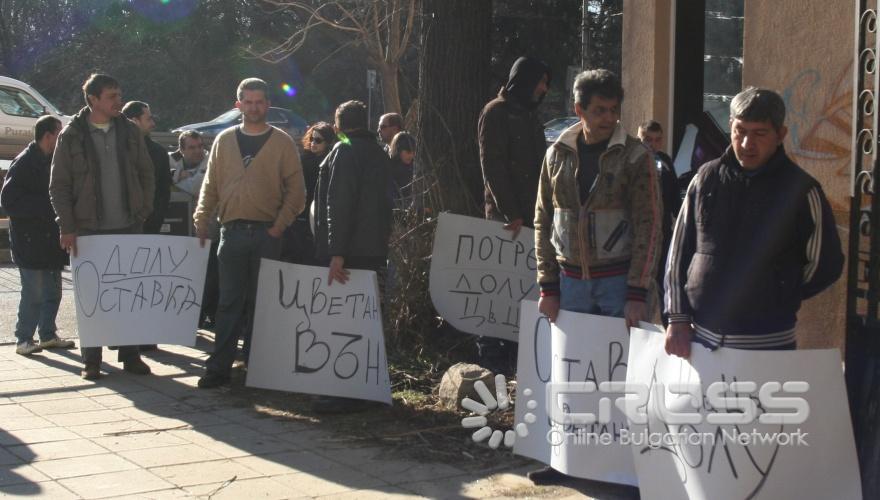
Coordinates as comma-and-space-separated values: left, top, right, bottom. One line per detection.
478, 56, 551, 224
503, 56, 552, 109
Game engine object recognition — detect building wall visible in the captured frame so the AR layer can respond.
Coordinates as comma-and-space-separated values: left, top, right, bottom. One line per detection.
743, 0, 852, 350
621, 0, 673, 143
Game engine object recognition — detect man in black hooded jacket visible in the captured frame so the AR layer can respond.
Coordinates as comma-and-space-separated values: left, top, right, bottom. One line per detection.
479, 56, 551, 237
475, 56, 550, 375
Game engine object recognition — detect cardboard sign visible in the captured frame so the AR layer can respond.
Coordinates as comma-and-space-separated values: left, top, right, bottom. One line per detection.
626, 328, 862, 500
513, 300, 553, 464
246, 260, 392, 405
514, 300, 638, 485
429, 212, 538, 341
71, 235, 209, 347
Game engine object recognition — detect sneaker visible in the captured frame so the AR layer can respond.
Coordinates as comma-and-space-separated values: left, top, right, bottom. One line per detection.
197, 371, 230, 389
40, 337, 75, 349
15, 341, 43, 356
81, 362, 101, 380
232, 360, 247, 371
527, 466, 567, 485
123, 358, 152, 375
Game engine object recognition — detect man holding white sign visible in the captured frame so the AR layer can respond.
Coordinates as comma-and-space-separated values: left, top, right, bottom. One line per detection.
50, 73, 155, 380
477, 56, 550, 374
530, 69, 663, 484
311, 100, 392, 412
664, 88, 844, 357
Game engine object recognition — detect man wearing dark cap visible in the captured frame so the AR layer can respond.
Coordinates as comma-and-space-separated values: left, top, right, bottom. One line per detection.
476, 56, 551, 374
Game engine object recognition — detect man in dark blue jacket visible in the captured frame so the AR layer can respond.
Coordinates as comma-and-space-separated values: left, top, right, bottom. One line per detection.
0, 115, 75, 355
664, 88, 844, 357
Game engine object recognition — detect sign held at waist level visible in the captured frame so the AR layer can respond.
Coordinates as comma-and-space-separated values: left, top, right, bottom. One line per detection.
429, 212, 538, 341
247, 260, 392, 404
71, 234, 209, 347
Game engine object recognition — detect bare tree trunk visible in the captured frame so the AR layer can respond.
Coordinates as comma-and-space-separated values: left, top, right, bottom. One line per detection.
380, 61, 402, 114
416, 0, 491, 216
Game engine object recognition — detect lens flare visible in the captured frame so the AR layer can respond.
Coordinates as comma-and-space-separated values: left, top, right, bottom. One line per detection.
131, 0, 197, 22
281, 83, 297, 97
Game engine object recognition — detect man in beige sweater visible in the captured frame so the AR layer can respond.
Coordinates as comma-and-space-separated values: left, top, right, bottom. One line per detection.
193, 78, 305, 388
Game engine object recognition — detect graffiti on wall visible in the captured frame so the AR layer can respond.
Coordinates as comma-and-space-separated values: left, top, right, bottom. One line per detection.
781, 62, 852, 211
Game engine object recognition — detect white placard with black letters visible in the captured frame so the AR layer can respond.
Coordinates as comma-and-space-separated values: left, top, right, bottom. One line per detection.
626, 328, 861, 500
246, 260, 392, 404
71, 235, 209, 347
429, 212, 539, 341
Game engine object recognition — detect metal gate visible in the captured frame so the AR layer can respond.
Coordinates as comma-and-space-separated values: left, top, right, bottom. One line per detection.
848, 1, 880, 496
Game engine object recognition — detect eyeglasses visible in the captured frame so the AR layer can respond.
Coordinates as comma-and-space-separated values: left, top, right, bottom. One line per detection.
310, 137, 324, 144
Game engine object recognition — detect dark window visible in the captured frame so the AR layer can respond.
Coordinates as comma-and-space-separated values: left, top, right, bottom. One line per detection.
267, 109, 287, 125
703, 0, 744, 132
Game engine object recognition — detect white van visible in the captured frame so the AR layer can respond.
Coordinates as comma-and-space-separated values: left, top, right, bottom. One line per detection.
0, 76, 70, 160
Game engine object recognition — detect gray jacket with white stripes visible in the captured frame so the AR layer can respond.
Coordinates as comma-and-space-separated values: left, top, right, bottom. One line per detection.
663, 146, 843, 350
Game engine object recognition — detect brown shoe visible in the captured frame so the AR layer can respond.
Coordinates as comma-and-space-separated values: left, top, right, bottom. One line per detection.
81, 362, 101, 380
123, 358, 151, 375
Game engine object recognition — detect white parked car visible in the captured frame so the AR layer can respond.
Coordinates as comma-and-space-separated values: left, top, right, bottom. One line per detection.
0, 76, 70, 160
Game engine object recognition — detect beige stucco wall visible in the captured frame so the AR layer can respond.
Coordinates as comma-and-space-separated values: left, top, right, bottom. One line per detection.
621, 0, 673, 142
743, 1, 852, 350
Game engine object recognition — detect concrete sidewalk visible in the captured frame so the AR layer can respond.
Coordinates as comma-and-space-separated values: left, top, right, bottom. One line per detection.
0, 340, 568, 499
0, 264, 625, 499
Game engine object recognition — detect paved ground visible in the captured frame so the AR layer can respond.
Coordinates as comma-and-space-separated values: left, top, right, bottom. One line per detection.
0, 264, 635, 499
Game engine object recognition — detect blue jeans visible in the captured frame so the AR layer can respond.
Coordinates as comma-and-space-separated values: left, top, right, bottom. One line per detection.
206, 222, 281, 377
15, 268, 62, 344
559, 273, 627, 318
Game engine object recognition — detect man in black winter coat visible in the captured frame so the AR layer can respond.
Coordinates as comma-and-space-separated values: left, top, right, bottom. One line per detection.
314, 100, 393, 282
664, 88, 844, 358
122, 101, 171, 235
311, 100, 392, 413
0, 116, 75, 355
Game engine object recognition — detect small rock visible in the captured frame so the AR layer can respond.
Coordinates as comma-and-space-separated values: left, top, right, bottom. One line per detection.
438, 362, 496, 410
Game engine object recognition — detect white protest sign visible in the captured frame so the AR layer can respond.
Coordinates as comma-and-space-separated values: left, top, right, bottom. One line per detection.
514, 300, 637, 485
429, 212, 538, 341
513, 300, 552, 464
71, 234, 209, 347
626, 328, 862, 500
246, 260, 392, 405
